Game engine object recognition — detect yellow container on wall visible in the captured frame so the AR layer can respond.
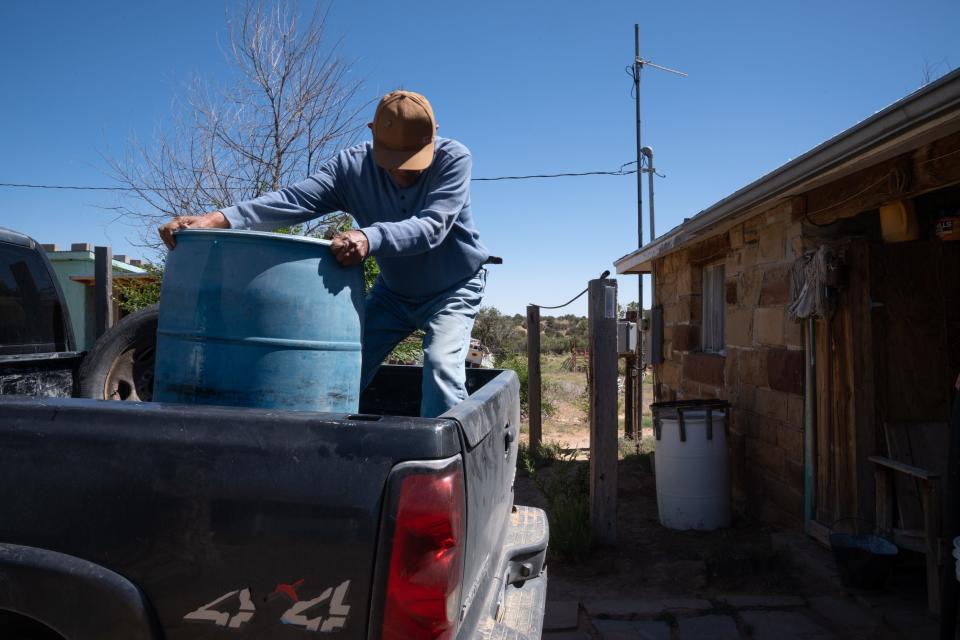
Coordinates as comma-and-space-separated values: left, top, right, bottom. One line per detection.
879, 200, 919, 242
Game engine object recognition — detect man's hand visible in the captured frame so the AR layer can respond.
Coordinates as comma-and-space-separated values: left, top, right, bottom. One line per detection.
158, 212, 230, 250
330, 230, 370, 266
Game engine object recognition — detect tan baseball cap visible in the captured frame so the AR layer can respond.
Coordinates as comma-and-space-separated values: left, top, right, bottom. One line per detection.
371, 90, 437, 171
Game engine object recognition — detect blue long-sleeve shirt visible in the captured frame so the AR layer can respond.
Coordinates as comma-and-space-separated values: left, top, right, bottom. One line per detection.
221, 137, 489, 298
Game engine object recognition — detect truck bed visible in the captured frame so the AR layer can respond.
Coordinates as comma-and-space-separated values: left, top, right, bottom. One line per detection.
0, 365, 545, 639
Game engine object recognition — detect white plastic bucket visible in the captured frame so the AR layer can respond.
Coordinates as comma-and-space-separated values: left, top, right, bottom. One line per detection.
652, 400, 731, 530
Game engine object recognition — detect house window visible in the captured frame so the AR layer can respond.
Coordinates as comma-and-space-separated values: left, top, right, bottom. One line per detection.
701, 262, 725, 353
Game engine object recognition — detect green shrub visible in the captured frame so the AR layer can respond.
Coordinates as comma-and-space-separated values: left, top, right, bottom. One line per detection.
519, 445, 592, 558
113, 262, 163, 313
517, 440, 563, 470
498, 354, 528, 412
499, 355, 560, 418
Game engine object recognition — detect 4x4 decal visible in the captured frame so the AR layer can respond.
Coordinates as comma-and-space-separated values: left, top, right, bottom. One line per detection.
183, 579, 351, 632
183, 588, 256, 629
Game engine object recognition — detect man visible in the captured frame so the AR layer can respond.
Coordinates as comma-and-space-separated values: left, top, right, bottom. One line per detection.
158, 90, 490, 417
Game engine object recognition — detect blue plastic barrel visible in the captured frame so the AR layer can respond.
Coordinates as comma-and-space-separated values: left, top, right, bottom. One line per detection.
153, 229, 365, 412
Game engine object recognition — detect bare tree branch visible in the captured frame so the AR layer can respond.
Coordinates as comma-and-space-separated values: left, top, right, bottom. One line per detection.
107, 0, 367, 251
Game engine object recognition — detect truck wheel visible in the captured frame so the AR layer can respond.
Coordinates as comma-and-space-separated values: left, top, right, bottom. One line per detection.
78, 305, 158, 402
0, 610, 64, 639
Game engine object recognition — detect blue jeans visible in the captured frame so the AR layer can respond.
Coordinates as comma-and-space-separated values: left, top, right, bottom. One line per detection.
360, 269, 486, 417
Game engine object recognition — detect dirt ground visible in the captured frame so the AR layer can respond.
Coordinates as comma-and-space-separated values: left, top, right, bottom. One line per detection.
517, 359, 943, 639
519, 359, 803, 601
515, 457, 802, 601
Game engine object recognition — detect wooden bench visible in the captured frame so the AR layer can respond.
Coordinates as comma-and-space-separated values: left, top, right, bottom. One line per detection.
871, 420, 949, 613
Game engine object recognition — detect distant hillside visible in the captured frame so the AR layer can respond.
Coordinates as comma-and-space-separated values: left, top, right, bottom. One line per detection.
472, 308, 587, 357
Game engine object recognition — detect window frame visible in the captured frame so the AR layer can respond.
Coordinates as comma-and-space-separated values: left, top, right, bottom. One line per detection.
700, 261, 726, 355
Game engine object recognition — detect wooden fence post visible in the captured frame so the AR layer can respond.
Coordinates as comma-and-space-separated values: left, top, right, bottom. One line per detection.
589, 278, 618, 545
94, 246, 113, 339
526, 304, 542, 450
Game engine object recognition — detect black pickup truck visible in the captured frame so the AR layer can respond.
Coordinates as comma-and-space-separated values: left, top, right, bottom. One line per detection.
0, 226, 548, 640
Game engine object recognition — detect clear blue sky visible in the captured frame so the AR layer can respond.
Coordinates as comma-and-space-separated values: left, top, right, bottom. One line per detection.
1, 1, 956, 315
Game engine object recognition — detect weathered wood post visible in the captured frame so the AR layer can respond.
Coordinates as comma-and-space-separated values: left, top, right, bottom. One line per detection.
588, 277, 618, 545
94, 246, 113, 339
526, 304, 542, 451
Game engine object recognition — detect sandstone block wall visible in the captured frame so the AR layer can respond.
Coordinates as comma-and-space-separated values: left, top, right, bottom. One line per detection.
652, 200, 806, 527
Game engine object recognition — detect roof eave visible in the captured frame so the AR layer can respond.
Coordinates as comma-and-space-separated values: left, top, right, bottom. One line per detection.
615, 67, 960, 275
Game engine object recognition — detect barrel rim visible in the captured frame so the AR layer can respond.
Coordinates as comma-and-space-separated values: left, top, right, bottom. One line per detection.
173, 228, 333, 247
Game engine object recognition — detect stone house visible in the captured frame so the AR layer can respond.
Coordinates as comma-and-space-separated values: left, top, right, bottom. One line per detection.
615, 68, 960, 542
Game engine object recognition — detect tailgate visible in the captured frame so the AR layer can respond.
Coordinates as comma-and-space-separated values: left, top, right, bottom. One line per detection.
0, 396, 460, 639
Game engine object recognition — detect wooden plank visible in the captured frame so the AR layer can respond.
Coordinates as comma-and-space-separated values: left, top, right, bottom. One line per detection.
526, 305, 542, 451
805, 519, 832, 548
94, 246, 113, 339
837, 299, 859, 522
905, 422, 950, 478
589, 278, 618, 546
875, 243, 952, 422
804, 320, 817, 524
875, 466, 892, 536
912, 129, 960, 193
812, 240, 872, 528
848, 241, 876, 527
884, 423, 925, 529
922, 478, 942, 613
814, 315, 832, 525
884, 422, 949, 529
803, 130, 960, 225
869, 455, 940, 481
892, 528, 927, 553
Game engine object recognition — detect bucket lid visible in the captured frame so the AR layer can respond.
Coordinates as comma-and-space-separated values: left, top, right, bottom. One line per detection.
651, 399, 729, 417
652, 399, 729, 442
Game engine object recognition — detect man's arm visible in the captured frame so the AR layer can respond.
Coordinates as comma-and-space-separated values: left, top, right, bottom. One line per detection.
220, 163, 345, 231
158, 160, 345, 250
361, 152, 471, 257
158, 212, 230, 250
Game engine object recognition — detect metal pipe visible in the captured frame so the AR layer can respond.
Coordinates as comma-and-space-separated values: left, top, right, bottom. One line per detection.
642, 146, 656, 240
642, 146, 656, 413
804, 319, 817, 525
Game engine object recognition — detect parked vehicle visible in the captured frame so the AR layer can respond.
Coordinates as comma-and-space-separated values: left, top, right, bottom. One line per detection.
0, 226, 548, 640
465, 338, 495, 369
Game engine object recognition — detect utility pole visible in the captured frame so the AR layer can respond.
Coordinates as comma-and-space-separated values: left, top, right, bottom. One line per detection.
633, 24, 644, 439
630, 27, 686, 437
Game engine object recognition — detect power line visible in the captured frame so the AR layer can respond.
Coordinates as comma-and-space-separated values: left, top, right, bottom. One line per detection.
0, 161, 645, 192
474, 162, 638, 181
0, 182, 141, 192
531, 270, 611, 309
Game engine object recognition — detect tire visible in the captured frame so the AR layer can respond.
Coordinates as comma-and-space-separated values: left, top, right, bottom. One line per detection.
78, 304, 159, 402
0, 610, 64, 640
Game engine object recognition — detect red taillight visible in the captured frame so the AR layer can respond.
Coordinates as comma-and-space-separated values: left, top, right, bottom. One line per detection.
382, 463, 465, 640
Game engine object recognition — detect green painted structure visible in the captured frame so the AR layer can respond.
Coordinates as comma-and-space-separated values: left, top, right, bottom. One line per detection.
42, 245, 147, 351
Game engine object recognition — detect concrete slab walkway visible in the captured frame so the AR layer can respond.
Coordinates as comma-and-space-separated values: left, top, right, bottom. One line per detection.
542, 591, 929, 639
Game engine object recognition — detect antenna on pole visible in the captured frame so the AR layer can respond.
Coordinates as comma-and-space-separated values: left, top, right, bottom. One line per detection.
631, 23, 687, 443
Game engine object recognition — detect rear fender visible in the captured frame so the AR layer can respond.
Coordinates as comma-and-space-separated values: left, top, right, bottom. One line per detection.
0, 544, 161, 640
